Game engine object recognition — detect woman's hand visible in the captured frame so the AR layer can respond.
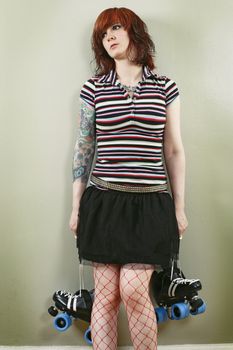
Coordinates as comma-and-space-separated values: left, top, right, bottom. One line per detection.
175, 208, 188, 238
69, 208, 80, 239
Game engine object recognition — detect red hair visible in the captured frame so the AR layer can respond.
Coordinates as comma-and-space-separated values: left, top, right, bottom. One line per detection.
91, 7, 156, 75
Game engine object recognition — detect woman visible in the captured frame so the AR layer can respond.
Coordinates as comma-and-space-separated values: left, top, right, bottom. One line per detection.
69, 7, 188, 350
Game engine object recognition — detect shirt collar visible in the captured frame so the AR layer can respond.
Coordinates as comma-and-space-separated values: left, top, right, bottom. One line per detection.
97, 65, 156, 85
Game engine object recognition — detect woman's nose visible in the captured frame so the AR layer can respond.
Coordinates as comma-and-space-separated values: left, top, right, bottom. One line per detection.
107, 32, 116, 41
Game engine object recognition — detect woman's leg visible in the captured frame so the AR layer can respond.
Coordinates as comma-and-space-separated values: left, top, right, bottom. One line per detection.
120, 263, 158, 350
91, 263, 121, 350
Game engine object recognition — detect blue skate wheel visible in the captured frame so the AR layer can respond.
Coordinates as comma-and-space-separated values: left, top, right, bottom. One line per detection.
54, 313, 72, 332
171, 303, 190, 320
84, 325, 92, 345
190, 301, 206, 315
155, 306, 168, 323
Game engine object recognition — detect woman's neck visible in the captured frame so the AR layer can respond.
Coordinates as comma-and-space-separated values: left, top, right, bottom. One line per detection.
115, 60, 143, 86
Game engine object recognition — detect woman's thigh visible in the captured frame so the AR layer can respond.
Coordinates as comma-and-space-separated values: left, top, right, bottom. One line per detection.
93, 263, 122, 308
119, 263, 155, 301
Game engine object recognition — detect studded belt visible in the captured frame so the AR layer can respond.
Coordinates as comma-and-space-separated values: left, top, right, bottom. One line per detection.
90, 175, 168, 193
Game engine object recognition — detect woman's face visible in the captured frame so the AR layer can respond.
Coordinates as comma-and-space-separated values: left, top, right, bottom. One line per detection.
102, 23, 130, 60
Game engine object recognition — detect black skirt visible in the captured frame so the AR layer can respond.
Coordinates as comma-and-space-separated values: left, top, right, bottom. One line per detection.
76, 185, 180, 269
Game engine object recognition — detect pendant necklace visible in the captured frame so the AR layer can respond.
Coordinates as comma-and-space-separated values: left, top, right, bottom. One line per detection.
120, 84, 137, 93
116, 75, 138, 93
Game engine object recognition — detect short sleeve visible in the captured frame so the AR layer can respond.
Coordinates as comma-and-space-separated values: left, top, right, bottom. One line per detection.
80, 78, 95, 108
164, 77, 180, 106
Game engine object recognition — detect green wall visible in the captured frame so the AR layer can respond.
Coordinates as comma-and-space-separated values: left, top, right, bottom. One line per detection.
1, 0, 233, 346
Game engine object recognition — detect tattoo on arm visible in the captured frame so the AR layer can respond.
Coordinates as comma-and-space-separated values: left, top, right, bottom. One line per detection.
72, 100, 96, 183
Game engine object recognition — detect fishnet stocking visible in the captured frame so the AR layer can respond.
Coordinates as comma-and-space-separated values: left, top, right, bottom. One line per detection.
91, 263, 121, 350
120, 263, 158, 349
91, 262, 157, 349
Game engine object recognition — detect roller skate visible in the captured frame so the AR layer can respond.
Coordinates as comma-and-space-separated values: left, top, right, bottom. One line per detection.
151, 260, 206, 323
48, 262, 94, 344
48, 288, 94, 334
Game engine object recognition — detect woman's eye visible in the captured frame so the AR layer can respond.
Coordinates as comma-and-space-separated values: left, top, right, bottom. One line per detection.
102, 24, 121, 39
112, 24, 121, 30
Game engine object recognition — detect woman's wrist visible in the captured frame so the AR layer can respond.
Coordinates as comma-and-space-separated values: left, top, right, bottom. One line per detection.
175, 205, 185, 211
174, 196, 185, 210
72, 206, 80, 213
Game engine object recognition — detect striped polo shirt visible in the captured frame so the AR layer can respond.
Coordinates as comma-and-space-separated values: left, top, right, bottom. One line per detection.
80, 65, 179, 192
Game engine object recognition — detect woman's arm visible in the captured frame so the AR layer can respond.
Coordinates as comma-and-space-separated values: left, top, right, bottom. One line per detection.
72, 100, 96, 212
163, 96, 188, 235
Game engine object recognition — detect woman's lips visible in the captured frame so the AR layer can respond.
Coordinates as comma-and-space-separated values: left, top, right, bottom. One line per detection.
110, 44, 118, 49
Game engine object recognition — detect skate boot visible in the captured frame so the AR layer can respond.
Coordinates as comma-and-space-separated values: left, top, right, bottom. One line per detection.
151, 264, 206, 323
48, 288, 95, 332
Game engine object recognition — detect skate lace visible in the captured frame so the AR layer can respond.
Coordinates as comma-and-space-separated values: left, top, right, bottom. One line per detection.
173, 277, 199, 285
67, 294, 80, 311
56, 290, 72, 298
54, 263, 86, 312
54, 290, 83, 312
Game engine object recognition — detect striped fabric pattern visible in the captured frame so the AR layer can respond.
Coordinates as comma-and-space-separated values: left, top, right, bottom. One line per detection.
80, 66, 179, 190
